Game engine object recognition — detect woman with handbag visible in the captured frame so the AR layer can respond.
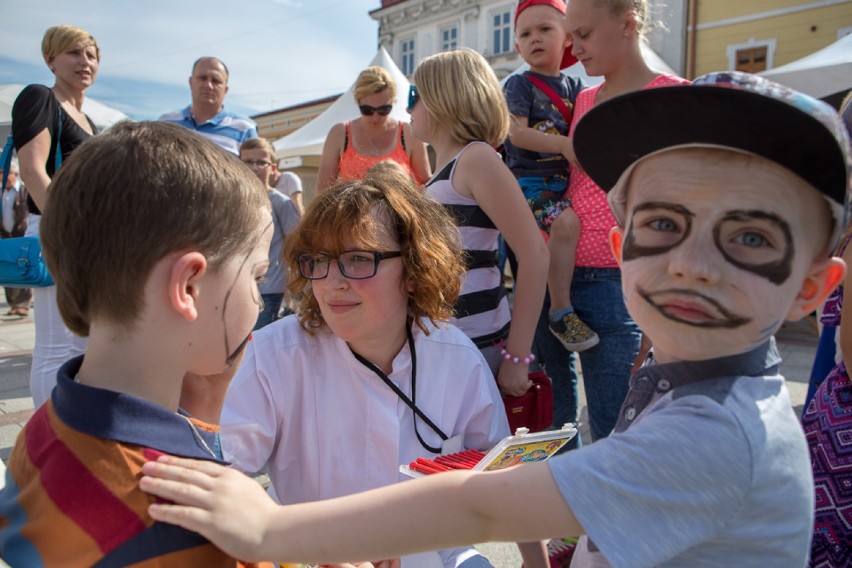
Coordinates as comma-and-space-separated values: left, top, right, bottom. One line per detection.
12, 25, 99, 407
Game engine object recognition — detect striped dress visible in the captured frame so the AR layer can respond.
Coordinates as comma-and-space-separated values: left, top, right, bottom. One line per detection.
426, 142, 511, 348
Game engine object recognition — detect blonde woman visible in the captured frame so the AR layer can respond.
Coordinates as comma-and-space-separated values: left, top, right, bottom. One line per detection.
409, 50, 549, 398
12, 25, 100, 406
316, 66, 431, 191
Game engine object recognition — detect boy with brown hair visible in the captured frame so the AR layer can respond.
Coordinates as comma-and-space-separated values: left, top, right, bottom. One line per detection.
142, 73, 849, 567
0, 121, 275, 567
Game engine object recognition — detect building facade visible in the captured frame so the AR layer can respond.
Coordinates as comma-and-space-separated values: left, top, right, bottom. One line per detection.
369, 0, 688, 79
686, 0, 852, 78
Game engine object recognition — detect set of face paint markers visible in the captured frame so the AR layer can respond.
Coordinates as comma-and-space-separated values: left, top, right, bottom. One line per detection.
400, 424, 578, 478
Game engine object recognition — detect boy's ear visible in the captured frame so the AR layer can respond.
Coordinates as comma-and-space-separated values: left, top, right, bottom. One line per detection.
169, 252, 209, 322
787, 257, 846, 321
609, 226, 625, 268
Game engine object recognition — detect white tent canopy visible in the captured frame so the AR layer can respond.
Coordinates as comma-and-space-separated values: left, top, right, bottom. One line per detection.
501, 42, 678, 87
760, 33, 852, 99
0, 83, 129, 144
274, 47, 411, 159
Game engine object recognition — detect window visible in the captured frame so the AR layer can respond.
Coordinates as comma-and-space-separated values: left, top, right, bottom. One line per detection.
441, 25, 458, 51
492, 9, 512, 55
401, 37, 415, 76
735, 46, 767, 73
726, 39, 775, 74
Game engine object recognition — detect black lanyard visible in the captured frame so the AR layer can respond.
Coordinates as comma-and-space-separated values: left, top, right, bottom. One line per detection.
350, 325, 448, 454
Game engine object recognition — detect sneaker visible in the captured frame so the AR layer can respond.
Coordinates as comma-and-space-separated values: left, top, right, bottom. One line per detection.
546, 537, 578, 568
549, 311, 599, 352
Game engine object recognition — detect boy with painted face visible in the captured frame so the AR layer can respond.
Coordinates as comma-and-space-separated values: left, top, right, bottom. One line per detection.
140, 73, 850, 567
0, 121, 276, 567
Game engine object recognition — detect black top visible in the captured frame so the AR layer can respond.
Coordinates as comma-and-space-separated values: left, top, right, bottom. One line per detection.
12, 84, 97, 214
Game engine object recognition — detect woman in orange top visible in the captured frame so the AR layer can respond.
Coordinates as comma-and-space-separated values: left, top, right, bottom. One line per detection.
316, 66, 431, 192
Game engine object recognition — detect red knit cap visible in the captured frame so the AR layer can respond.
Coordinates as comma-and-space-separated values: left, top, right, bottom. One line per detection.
514, 0, 578, 69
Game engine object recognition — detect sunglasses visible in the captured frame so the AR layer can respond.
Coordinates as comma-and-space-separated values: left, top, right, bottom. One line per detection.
407, 85, 420, 112
359, 104, 393, 116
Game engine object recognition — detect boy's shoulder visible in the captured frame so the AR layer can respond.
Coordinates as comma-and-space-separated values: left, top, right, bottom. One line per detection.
0, 399, 243, 566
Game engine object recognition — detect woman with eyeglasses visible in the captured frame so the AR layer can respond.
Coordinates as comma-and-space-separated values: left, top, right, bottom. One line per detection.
315, 66, 431, 192
213, 163, 509, 568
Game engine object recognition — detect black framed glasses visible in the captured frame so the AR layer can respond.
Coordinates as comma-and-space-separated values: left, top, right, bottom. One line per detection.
297, 250, 402, 280
407, 85, 420, 112
359, 104, 393, 116
242, 159, 273, 169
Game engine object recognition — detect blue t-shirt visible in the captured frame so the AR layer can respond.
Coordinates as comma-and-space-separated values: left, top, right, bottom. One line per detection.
502, 71, 585, 178
548, 340, 813, 567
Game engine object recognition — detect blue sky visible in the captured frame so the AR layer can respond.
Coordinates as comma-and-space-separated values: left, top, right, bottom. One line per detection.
0, 0, 380, 120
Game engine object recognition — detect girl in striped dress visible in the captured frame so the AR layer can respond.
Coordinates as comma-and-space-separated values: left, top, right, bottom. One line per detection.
408, 49, 549, 398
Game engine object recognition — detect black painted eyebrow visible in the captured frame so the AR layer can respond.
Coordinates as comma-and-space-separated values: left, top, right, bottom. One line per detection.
631, 202, 695, 217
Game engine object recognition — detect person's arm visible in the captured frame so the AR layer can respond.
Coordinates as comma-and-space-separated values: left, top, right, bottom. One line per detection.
16, 128, 52, 212
141, 456, 582, 564
315, 123, 346, 193
290, 191, 304, 217
455, 144, 549, 396
837, 244, 852, 360
403, 122, 431, 186
507, 115, 574, 161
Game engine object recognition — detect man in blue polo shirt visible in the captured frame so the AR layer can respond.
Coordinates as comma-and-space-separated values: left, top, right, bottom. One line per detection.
159, 57, 258, 155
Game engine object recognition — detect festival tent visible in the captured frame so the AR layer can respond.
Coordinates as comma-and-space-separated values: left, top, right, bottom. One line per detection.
501, 42, 678, 87
274, 47, 411, 159
760, 33, 852, 100
0, 83, 129, 146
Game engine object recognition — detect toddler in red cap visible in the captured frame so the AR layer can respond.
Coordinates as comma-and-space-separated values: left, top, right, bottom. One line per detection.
503, 0, 596, 354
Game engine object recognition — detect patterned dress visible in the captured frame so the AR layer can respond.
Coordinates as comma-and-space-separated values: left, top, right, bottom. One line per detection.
802, 236, 852, 567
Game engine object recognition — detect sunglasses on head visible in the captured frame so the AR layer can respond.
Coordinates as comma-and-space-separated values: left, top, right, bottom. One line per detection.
407, 85, 420, 112
359, 104, 393, 116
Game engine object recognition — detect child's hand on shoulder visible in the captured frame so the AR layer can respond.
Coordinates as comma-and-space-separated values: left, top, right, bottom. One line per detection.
141, 455, 276, 562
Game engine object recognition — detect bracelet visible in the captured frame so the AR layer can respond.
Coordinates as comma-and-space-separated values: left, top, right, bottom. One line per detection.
499, 346, 535, 365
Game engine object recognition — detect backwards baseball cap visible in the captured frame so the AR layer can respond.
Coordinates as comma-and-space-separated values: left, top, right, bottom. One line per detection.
514, 0, 578, 70
574, 71, 851, 250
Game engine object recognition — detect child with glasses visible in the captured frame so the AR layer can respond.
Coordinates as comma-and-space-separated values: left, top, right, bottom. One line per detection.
407, 50, 549, 399
239, 137, 301, 330
316, 66, 431, 192
208, 163, 513, 568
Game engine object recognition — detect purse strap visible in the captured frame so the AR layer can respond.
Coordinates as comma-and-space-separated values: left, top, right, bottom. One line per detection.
524, 72, 574, 127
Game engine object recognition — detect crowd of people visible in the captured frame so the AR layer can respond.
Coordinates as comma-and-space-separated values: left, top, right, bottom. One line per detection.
0, 0, 850, 566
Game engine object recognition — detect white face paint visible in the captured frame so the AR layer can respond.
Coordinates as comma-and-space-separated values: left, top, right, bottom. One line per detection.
616, 148, 832, 363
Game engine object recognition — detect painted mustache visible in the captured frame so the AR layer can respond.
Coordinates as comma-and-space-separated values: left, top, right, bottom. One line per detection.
639, 287, 752, 329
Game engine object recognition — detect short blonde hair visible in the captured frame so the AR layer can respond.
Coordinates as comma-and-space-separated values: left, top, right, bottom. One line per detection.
413, 50, 509, 147
285, 162, 464, 335
240, 137, 276, 163
42, 25, 100, 64
353, 66, 397, 103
